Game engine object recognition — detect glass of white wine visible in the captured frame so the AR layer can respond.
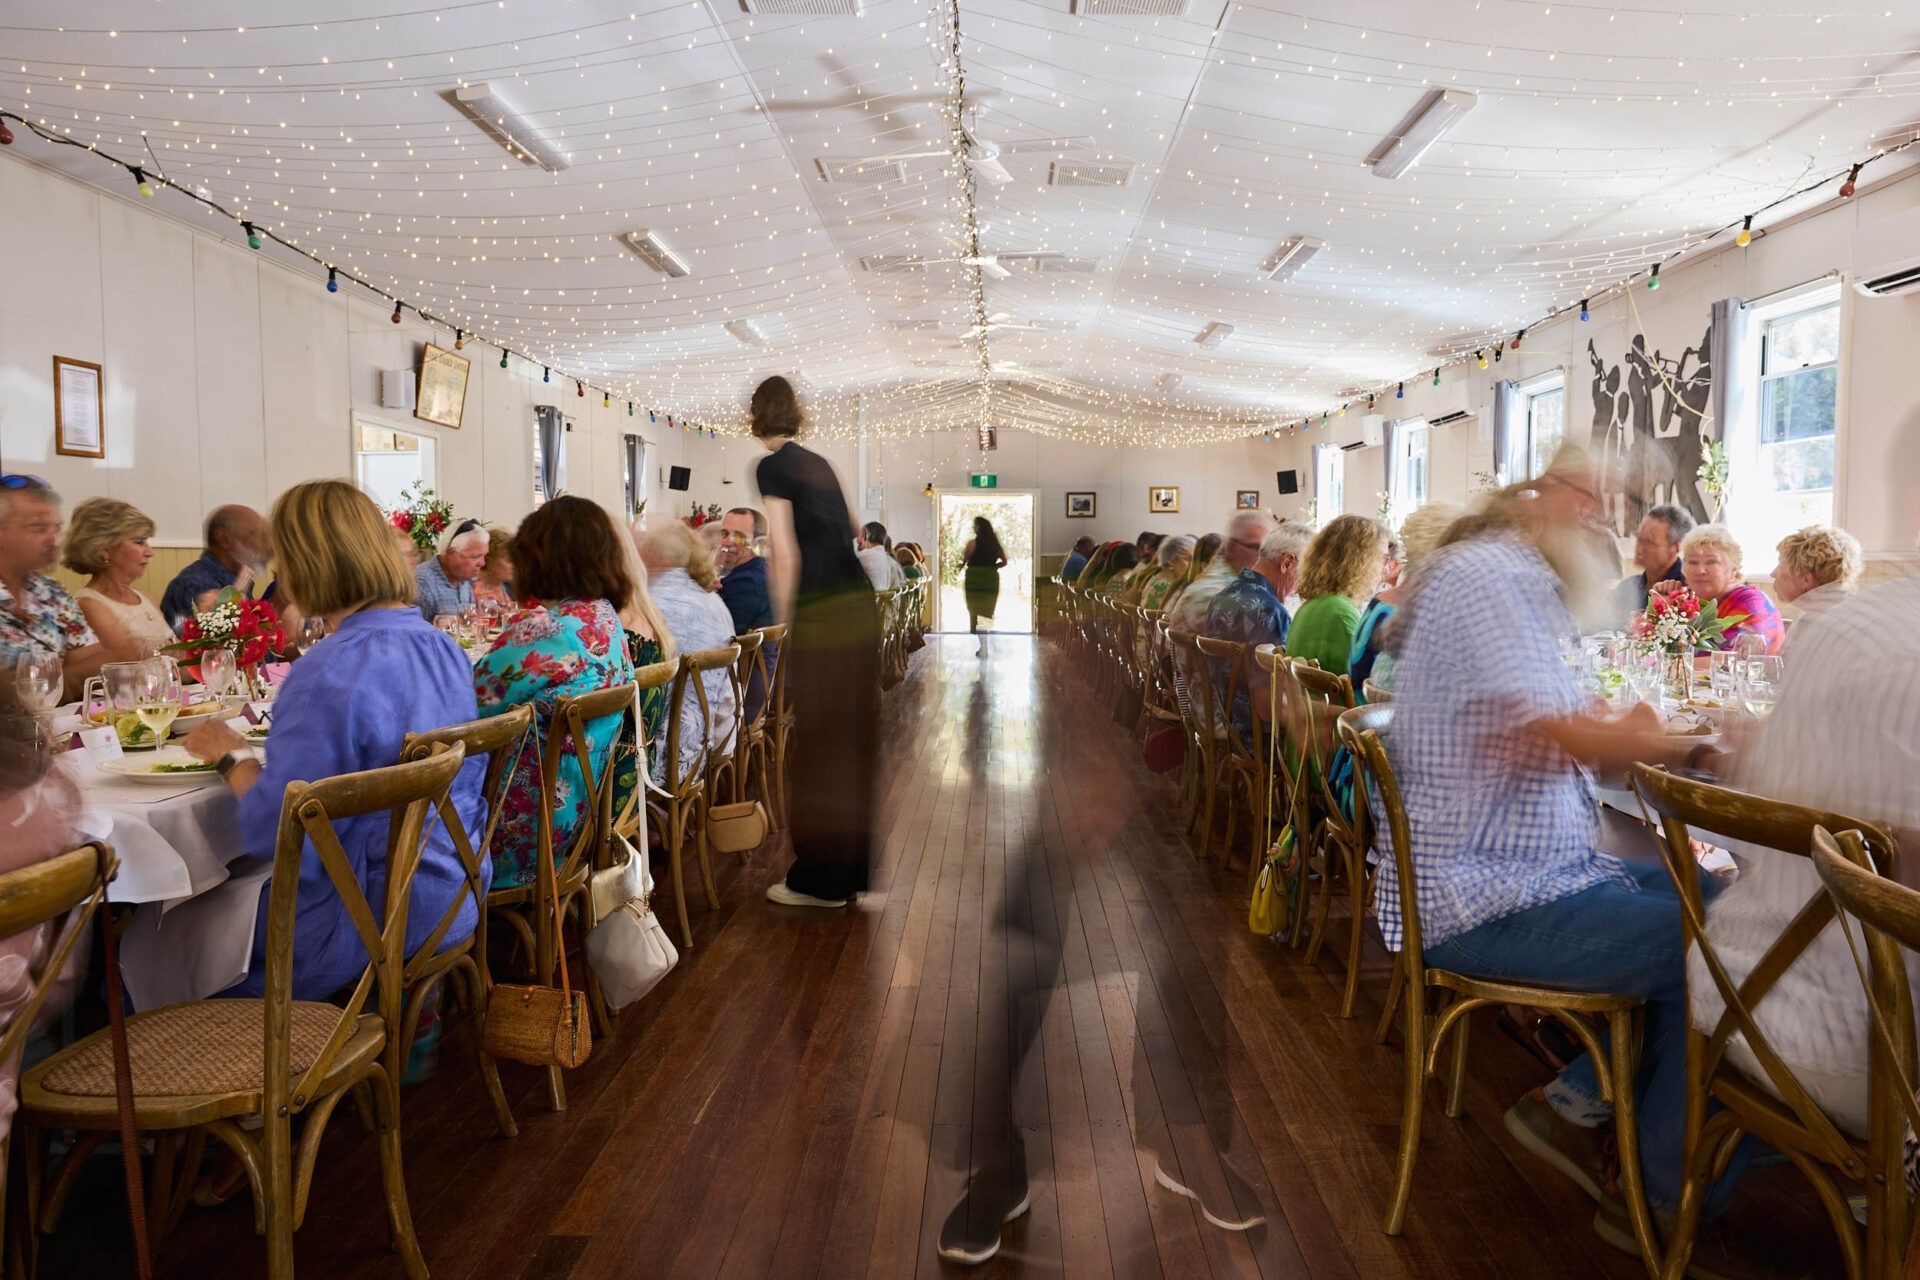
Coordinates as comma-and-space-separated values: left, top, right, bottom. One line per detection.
134, 658, 182, 749
1739, 655, 1785, 721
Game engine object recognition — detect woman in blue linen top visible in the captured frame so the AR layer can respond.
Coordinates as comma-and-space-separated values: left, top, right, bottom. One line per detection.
473, 496, 636, 889
183, 480, 486, 1002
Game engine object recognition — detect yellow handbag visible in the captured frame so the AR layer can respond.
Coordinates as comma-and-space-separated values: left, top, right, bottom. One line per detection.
1248, 669, 1307, 939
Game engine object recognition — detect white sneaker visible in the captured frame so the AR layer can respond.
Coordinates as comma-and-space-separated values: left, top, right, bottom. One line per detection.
766, 882, 848, 909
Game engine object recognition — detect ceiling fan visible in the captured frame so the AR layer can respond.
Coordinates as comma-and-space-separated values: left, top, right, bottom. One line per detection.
962, 313, 1051, 338
819, 99, 1091, 187
901, 244, 1070, 280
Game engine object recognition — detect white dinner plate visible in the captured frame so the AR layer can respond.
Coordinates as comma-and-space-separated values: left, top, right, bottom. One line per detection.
97, 749, 222, 785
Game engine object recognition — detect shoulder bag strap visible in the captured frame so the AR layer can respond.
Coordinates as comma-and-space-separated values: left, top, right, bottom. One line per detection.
97, 845, 152, 1280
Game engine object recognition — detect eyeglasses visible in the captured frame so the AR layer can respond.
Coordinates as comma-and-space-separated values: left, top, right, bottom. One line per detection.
1228, 536, 1262, 553
0, 475, 49, 491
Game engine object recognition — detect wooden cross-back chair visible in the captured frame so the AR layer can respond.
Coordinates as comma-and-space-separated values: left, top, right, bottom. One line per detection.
1630, 766, 1902, 1280
1167, 629, 1216, 847
650, 645, 740, 948
1195, 636, 1261, 869
738, 624, 785, 829
1138, 610, 1180, 737
766, 624, 797, 830
23, 747, 468, 1280
398, 702, 532, 1139
1810, 826, 1920, 1280
711, 629, 763, 813
1290, 661, 1367, 1007
1344, 724, 1660, 1262
0, 843, 115, 1277
484, 682, 635, 1109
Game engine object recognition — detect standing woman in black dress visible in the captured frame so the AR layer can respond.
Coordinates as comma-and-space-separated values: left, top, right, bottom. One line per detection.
750, 376, 881, 908
962, 516, 1008, 656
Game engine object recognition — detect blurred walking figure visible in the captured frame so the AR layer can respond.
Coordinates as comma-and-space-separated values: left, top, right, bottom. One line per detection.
748, 376, 881, 910
963, 516, 1007, 656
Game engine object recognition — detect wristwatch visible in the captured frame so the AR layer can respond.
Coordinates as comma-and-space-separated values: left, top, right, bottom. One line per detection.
215, 747, 264, 778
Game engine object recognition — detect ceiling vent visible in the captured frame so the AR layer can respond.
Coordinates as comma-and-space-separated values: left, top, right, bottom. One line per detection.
860, 255, 926, 275
815, 157, 905, 185
447, 83, 571, 174
619, 230, 690, 278
1262, 235, 1326, 282
1050, 160, 1133, 188
1071, 0, 1189, 14
723, 319, 769, 346
742, 0, 863, 13
1194, 321, 1235, 349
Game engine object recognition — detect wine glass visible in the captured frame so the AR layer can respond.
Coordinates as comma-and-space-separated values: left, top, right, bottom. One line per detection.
134, 657, 182, 749
1739, 655, 1785, 720
299, 617, 328, 654
200, 647, 237, 703
433, 613, 460, 639
1708, 651, 1739, 706
14, 651, 62, 720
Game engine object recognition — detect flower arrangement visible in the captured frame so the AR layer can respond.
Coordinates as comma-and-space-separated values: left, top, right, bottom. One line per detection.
166, 589, 289, 677
1628, 584, 1742, 654
387, 480, 457, 558
684, 501, 724, 528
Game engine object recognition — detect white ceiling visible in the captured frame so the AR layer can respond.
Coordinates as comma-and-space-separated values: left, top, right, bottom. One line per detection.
4, 0, 1918, 442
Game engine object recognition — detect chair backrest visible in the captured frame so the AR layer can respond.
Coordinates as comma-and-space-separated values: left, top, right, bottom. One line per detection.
262, 744, 467, 1114
1338, 711, 1424, 973
399, 703, 535, 981
1167, 628, 1208, 740
1290, 659, 1357, 837
1336, 702, 1393, 868
661, 646, 741, 795
1194, 635, 1256, 759
1629, 764, 1899, 1177
768, 618, 796, 727
0, 843, 115, 1081
1361, 677, 1394, 705
1810, 825, 1920, 1267
542, 682, 640, 886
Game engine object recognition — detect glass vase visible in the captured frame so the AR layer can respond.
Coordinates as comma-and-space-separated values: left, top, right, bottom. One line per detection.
1663, 651, 1692, 704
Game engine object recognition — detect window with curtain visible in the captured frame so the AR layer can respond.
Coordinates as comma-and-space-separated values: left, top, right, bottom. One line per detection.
532, 425, 549, 508
1393, 422, 1430, 519
622, 434, 646, 517
1313, 443, 1344, 525
1728, 287, 1839, 553
1522, 378, 1566, 480
532, 407, 567, 508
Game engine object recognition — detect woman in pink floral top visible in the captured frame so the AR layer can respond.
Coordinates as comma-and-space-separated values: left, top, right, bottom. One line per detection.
1675, 523, 1785, 656
473, 498, 636, 889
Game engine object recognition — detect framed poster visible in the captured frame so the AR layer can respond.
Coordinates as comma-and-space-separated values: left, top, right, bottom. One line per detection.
1065, 491, 1096, 518
53, 357, 105, 459
1148, 485, 1180, 514
1236, 490, 1260, 510
415, 342, 471, 430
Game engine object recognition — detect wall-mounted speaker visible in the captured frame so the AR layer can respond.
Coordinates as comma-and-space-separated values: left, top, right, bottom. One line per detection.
667, 465, 691, 491
1275, 469, 1299, 495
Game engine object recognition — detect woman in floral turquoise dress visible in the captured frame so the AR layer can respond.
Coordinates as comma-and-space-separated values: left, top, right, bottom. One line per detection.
472, 497, 637, 889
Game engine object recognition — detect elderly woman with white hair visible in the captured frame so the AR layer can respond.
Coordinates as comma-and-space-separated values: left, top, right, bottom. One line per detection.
1771, 523, 1863, 654
633, 520, 738, 784
1130, 534, 1197, 612
413, 519, 489, 620
1664, 522, 1784, 655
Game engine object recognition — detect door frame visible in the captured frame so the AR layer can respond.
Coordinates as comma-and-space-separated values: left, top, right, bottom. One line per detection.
929, 487, 1040, 634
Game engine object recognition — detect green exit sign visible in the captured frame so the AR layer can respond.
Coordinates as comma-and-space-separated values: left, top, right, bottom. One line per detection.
969, 473, 998, 489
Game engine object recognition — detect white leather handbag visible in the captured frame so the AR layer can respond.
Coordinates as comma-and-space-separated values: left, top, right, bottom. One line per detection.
585, 834, 679, 1009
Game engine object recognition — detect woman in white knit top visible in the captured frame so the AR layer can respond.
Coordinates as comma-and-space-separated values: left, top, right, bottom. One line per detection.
61, 498, 174, 659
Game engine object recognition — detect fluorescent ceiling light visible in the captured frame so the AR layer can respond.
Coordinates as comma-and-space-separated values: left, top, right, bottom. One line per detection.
1367, 89, 1476, 180
724, 319, 768, 346
1262, 235, 1326, 281
448, 83, 570, 174
1194, 321, 1234, 349
620, 230, 690, 278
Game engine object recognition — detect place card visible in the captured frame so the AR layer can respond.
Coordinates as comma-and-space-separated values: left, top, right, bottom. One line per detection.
77, 725, 124, 764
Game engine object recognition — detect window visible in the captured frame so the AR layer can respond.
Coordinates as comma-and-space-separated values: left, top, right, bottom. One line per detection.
1730, 286, 1840, 555
532, 409, 568, 508
532, 426, 551, 509
621, 434, 646, 517
1390, 422, 1429, 521
1313, 443, 1344, 526
1521, 377, 1565, 481
354, 419, 437, 512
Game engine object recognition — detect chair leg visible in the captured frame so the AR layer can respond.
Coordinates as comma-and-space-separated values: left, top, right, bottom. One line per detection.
1375, 955, 1404, 1045
1443, 1009, 1470, 1119
464, 959, 518, 1139
668, 805, 694, 949
1661, 1029, 1715, 1280
1384, 987, 1426, 1235
696, 814, 720, 911
371, 1074, 429, 1280
1304, 833, 1335, 966
546, 1063, 568, 1114
1340, 857, 1371, 1020
1606, 1010, 1665, 1280
263, 1109, 297, 1280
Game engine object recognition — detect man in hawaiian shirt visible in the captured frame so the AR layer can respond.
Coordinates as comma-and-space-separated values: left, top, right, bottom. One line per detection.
0, 478, 106, 699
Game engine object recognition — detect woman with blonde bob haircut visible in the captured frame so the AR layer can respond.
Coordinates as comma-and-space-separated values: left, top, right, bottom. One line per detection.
1670, 522, 1784, 655
180, 479, 487, 1002
62, 497, 173, 658
1772, 524, 1863, 653
1287, 514, 1390, 677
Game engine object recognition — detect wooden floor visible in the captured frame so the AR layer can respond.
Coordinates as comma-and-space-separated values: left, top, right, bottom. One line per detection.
44, 631, 1843, 1278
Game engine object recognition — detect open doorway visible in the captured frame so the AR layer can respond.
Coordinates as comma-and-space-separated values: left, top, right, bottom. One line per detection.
933, 490, 1037, 634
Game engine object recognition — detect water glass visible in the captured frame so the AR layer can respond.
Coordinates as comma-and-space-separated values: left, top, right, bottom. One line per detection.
433, 613, 461, 638
299, 617, 328, 653
1739, 655, 1785, 720
200, 647, 237, 701
14, 651, 62, 718
1708, 651, 1739, 705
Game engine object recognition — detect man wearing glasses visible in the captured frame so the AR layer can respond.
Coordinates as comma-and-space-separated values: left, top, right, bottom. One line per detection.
0, 477, 109, 699
717, 507, 776, 718
1168, 509, 1278, 633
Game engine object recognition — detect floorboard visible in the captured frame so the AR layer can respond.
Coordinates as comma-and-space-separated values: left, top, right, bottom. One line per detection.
35, 629, 1847, 1279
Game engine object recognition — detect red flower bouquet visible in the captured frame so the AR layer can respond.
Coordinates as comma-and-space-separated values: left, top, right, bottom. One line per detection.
388, 480, 457, 558
167, 591, 290, 679
1628, 583, 1742, 654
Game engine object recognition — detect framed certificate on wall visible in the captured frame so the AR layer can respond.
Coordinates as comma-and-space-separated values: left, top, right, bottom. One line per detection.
53, 356, 105, 459
415, 342, 471, 430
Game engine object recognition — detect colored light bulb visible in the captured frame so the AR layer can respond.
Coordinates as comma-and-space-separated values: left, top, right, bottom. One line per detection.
1736, 217, 1752, 248
242, 221, 261, 250
1648, 264, 1661, 291
326, 267, 338, 294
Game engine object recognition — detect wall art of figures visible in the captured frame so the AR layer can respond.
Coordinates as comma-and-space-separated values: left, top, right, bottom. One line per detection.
1586, 327, 1714, 537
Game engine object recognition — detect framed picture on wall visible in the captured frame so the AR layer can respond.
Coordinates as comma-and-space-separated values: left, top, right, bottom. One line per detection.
1065, 491, 1096, 518
1148, 485, 1180, 514
415, 342, 471, 430
1236, 489, 1260, 510
53, 356, 105, 459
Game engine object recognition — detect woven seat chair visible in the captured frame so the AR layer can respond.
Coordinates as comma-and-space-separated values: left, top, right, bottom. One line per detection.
396, 703, 531, 1139
649, 646, 740, 948
1810, 826, 1920, 1280
1343, 723, 1660, 1260
22, 747, 467, 1280
1631, 767, 1901, 1280
0, 843, 115, 1276
1290, 662, 1365, 1006
484, 682, 634, 1108
1195, 636, 1261, 869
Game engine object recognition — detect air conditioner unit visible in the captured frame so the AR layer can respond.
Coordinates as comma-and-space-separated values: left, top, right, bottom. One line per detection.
1422, 382, 1478, 428
1336, 415, 1385, 452
380, 369, 417, 412
1851, 204, 1920, 296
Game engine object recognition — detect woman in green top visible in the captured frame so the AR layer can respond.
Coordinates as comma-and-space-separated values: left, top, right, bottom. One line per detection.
1287, 514, 1390, 678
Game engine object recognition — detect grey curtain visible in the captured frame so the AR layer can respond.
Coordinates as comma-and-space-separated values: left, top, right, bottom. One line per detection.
1706, 296, 1751, 448
1490, 379, 1521, 483
623, 433, 645, 514
534, 404, 565, 499
1380, 418, 1404, 513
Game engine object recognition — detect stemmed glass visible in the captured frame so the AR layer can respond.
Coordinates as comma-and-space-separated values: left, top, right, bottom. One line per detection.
1739, 655, 1785, 720
134, 658, 182, 749
200, 647, 237, 705
14, 651, 62, 721
298, 617, 328, 654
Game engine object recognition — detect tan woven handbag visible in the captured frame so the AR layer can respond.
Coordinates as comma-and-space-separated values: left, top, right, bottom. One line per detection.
705, 799, 769, 855
483, 819, 591, 1069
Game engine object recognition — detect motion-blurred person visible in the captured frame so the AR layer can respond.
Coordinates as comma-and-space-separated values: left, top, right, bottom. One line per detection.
0, 477, 108, 699
963, 516, 1008, 655
1129, 534, 1195, 611
1770, 523, 1862, 654
160, 503, 268, 626
1350, 502, 1459, 700
634, 521, 738, 787
1169, 510, 1279, 632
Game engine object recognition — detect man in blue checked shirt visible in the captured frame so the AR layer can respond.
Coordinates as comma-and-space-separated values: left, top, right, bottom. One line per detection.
414, 521, 488, 621
1377, 447, 1759, 1271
